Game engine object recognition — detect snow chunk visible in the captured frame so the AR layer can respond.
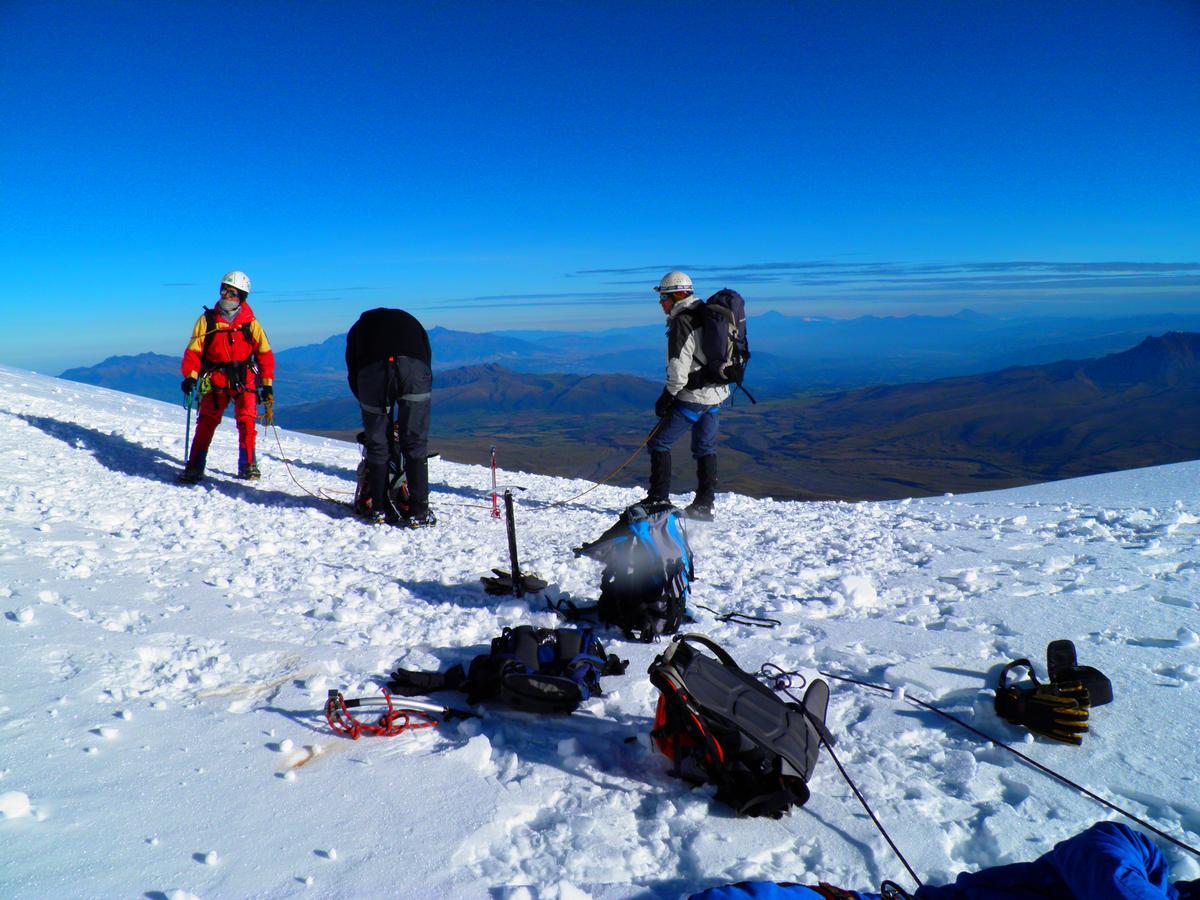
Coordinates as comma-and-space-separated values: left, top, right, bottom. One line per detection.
201, 850, 219, 865
0, 791, 32, 819
448, 734, 495, 775
839, 574, 880, 609
496, 598, 530, 622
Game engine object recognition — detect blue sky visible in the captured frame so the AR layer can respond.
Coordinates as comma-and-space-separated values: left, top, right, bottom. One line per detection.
1, 1, 1197, 372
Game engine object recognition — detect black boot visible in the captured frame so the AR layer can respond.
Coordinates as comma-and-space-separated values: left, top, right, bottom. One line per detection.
686, 454, 718, 521
178, 450, 207, 484
642, 449, 672, 506
403, 453, 429, 518
368, 461, 400, 524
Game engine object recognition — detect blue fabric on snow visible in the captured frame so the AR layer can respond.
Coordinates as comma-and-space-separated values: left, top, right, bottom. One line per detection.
690, 882, 877, 900
914, 822, 1180, 900
690, 822, 1183, 900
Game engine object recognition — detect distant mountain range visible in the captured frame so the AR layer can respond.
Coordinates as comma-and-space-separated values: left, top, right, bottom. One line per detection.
283, 332, 1200, 502
58, 312, 1200, 501
62, 309, 1200, 407
727, 330, 1200, 499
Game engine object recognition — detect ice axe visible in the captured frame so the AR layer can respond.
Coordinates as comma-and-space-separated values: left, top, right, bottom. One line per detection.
481, 490, 548, 597
182, 385, 199, 465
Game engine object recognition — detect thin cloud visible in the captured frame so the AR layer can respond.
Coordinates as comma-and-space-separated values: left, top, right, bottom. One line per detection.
574, 260, 1200, 295
573, 261, 837, 276
465, 291, 635, 302
257, 287, 380, 303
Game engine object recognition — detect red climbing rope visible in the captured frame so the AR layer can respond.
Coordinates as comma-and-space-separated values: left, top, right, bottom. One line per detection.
324, 689, 437, 740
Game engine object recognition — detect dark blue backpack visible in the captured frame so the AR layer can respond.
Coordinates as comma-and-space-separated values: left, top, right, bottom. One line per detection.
387, 625, 628, 714
685, 289, 752, 395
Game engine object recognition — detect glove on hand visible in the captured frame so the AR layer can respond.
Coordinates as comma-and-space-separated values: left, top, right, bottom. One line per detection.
995, 659, 1090, 745
258, 384, 273, 403
654, 389, 675, 419
181, 377, 197, 396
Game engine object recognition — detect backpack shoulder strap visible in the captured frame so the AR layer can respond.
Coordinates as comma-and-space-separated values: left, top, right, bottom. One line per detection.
201, 308, 218, 353
196, 307, 222, 370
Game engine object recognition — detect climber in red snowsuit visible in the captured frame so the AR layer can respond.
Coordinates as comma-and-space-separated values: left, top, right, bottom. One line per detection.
179, 270, 275, 483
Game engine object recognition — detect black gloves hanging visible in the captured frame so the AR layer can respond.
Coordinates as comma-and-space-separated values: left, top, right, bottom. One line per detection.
995, 658, 1090, 745
258, 384, 273, 403
181, 377, 197, 396
654, 389, 675, 419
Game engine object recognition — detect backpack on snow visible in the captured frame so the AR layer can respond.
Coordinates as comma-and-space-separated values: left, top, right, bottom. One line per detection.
387, 625, 628, 715
352, 428, 410, 517
684, 289, 754, 401
648, 634, 834, 818
566, 502, 694, 643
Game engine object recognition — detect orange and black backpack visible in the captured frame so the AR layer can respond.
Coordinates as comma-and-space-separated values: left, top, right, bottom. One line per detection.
648, 634, 833, 818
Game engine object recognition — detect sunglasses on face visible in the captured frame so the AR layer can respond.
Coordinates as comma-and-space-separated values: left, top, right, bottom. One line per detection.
220, 286, 243, 297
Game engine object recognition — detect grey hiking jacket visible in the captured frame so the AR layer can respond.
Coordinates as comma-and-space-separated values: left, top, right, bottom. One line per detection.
664, 297, 731, 407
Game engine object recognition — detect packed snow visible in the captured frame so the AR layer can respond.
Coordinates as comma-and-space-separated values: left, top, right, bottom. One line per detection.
1, 363, 1198, 898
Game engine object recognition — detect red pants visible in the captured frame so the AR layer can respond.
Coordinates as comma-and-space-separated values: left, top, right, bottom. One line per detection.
188, 390, 258, 470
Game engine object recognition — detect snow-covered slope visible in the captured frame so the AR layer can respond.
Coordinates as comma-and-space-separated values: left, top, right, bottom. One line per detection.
1, 364, 1197, 899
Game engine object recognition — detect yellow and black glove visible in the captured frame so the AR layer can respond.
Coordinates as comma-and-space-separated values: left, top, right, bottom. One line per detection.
995, 658, 1090, 745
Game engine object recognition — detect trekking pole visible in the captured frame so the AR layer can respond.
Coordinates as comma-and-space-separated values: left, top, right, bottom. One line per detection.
819, 671, 1200, 861
817, 732, 922, 890
182, 387, 197, 465
767, 666, 921, 891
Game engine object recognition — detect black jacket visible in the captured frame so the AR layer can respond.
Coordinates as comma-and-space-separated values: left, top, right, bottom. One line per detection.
345, 308, 432, 397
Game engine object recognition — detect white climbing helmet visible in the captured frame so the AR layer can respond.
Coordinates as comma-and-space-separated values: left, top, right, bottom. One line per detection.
654, 270, 693, 295
220, 270, 252, 294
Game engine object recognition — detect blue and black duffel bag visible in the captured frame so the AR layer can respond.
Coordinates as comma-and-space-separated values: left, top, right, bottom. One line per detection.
387, 625, 628, 715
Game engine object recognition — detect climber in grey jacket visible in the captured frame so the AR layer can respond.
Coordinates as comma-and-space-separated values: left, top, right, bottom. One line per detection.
643, 270, 730, 520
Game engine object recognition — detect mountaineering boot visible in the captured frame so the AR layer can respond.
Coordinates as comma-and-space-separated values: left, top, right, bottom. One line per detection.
178, 464, 205, 484
403, 452, 428, 519
179, 448, 207, 484
365, 459, 398, 523
685, 455, 717, 521
369, 509, 403, 526
238, 462, 261, 480
642, 449, 672, 506
402, 510, 437, 529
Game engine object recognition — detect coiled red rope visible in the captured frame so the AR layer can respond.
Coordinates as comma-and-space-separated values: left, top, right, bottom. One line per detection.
324, 689, 437, 740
